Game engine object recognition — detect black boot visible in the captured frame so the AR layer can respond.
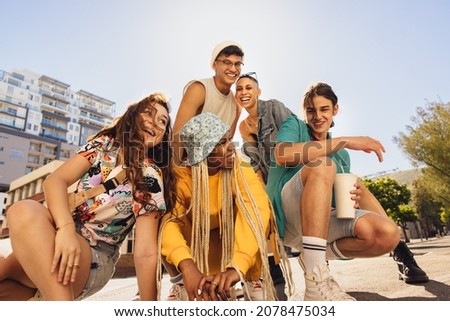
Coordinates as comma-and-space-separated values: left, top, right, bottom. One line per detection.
392, 241, 429, 284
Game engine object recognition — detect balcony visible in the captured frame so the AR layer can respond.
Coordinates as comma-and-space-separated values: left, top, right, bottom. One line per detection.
39, 131, 67, 143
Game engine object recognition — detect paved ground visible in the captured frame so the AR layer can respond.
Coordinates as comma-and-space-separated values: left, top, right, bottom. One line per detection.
2, 235, 450, 301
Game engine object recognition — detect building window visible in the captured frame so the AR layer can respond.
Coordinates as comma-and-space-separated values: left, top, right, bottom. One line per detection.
30, 143, 41, 152
27, 155, 39, 164
43, 158, 52, 165
10, 149, 25, 160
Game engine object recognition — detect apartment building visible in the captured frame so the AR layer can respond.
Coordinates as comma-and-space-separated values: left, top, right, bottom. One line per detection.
0, 68, 116, 193
0, 68, 115, 236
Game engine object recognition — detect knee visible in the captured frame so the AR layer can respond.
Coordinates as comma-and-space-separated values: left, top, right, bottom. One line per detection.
382, 221, 401, 251
355, 216, 400, 255
371, 220, 400, 255
7, 200, 42, 230
302, 157, 336, 185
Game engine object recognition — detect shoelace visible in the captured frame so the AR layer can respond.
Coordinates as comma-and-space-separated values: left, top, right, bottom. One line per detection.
249, 281, 263, 291
314, 275, 354, 300
396, 247, 419, 266
326, 277, 355, 300
168, 284, 184, 299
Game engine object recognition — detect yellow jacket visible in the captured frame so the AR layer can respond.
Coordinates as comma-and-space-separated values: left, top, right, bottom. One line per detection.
161, 164, 272, 278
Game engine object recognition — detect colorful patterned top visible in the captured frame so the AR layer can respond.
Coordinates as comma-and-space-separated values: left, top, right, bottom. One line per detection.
73, 135, 166, 247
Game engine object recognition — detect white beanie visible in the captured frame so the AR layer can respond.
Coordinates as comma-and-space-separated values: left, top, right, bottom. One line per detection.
210, 40, 243, 69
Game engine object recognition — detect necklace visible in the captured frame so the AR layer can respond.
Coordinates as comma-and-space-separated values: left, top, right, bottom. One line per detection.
244, 117, 258, 132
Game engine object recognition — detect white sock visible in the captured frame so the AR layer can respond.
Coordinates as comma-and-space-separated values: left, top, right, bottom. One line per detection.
326, 241, 350, 260
302, 236, 327, 274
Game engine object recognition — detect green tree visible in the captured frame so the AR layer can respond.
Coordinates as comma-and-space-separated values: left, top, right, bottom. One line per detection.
363, 177, 416, 242
396, 204, 418, 242
412, 176, 444, 238
441, 207, 450, 232
394, 102, 450, 208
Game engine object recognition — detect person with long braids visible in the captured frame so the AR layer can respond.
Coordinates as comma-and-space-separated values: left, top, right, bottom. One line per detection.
0, 92, 176, 301
159, 112, 291, 301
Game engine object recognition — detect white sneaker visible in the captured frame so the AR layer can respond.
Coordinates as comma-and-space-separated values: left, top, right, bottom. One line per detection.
132, 291, 140, 301
299, 255, 356, 301
166, 284, 188, 301
28, 290, 43, 301
243, 280, 264, 301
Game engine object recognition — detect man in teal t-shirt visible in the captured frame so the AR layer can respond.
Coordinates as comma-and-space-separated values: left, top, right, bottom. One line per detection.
266, 82, 402, 301
266, 114, 351, 237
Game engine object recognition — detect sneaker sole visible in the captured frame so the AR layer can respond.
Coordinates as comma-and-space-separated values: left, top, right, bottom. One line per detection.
398, 273, 430, 283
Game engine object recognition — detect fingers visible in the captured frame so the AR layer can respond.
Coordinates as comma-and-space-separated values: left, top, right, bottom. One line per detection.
51, 249, 62, 274
352, 137, 385, 162
375, 149, 384, 162
208, 280, 224, 301
371, 138, 385, 162
197, 277, 211, 301
364, 147, 384, 162
69, 262, 81, 284
60, 259, 81, 285
193, 271, 238, 301
54, 251, 81, 285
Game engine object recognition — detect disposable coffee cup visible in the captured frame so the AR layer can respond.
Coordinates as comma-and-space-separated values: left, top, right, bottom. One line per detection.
334, 173, 358, 219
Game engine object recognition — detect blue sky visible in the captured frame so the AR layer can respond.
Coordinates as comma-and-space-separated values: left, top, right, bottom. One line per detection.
1, 0, 449, 177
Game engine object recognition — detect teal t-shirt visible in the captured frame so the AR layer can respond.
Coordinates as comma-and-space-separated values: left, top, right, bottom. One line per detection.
265, 115, 351, 238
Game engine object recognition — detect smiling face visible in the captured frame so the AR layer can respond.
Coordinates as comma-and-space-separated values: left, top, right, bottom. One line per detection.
304, 95, 338, 140
213, 54, 244, 87
140, 103, 169, 148
207, 131, 235, 174
235, 76, 260, 111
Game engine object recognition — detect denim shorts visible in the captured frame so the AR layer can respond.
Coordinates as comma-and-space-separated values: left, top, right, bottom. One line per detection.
75, 241, 120, 300
28, 241, 120, 301
280, 168, 370, 251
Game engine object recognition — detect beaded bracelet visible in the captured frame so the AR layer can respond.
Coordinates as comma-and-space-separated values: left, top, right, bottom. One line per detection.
56, 222, 75, 232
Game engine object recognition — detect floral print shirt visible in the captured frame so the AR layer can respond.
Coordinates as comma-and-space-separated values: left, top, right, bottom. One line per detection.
74, 135, 166, 246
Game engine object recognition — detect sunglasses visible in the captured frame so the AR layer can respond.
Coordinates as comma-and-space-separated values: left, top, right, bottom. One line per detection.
238, 71, 258, 84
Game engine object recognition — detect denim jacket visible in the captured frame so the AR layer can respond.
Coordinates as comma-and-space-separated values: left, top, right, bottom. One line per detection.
241, 99, 295, 183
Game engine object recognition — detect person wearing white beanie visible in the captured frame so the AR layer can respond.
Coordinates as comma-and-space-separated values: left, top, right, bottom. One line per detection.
172, 40, 244, 165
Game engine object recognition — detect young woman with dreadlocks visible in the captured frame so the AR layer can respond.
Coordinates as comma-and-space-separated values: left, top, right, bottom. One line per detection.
159, 112, 292, 301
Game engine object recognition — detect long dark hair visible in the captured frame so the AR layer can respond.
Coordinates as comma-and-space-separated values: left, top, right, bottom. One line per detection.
93, 92, 177, 214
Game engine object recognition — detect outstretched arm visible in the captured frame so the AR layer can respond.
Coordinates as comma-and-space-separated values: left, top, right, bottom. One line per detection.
275, 136, 385, 167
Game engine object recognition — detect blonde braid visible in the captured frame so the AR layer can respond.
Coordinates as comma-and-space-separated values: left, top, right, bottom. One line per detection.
235, 159, 295, 299
268, 200, 296, 299
232, 158, 277, 300
191, 161, 211, 274
220, 169, 234, 271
